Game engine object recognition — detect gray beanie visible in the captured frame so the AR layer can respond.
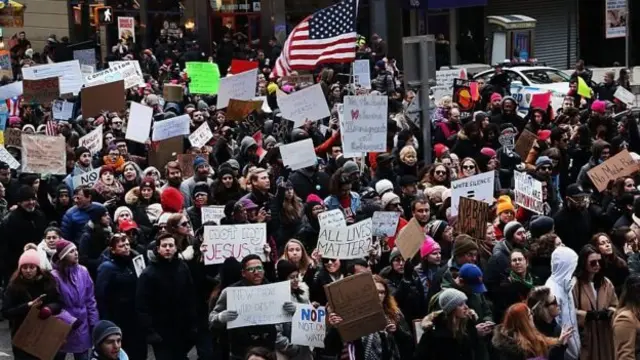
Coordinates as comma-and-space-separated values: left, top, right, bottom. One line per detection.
343, 160, 359, 176
389, 247, 402, 262
438, 288, 468, 314
504, 221, 524, 242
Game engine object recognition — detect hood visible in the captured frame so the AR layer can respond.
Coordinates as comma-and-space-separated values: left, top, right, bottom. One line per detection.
550, 246, 578, 282
591, 140, 610, 161
239, 136, 257, 155
491, 326, 528, 358
125, 186, 161, 205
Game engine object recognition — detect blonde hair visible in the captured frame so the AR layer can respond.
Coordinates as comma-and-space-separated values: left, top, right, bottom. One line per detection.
280, 239, 312, 273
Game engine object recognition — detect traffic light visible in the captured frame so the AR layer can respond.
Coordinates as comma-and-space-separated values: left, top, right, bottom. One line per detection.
97, 6, 113, 25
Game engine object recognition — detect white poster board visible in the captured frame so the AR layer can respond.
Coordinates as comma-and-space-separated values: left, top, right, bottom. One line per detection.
78, 124, 103, 154
353, 60, 371, 89
216, 69, 258, 109
85, 61, 143, 90
341, 95, 387, 154
0, 81, 23, 100
614, 86, 635, 106
201, 206, 225, 225
188, 122, 214, 148
337, 103, 364, 159
72, 168, 100, 189
450, 171, 495, 216
279, 139, 316, 170
52, 100, 74, 120
514, 171, 544, 214
317, 219, 373, 259
108, 61, 145, 87
317, 209, 346, 229
226, 281, 292, 329
126, 102, 153, 143
21, 61, 83, 95
291, 305, 326, 348
372, 211, 401, 237
276, 84, 330, 127
152, 114, 190, 141
0, 147, 19, 169
202, 223, 267, 265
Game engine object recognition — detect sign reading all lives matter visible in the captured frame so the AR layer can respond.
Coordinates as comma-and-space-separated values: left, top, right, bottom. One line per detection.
341, 95, 388, 154
317, 209, 346, 229
450, 170, 495, 217
514, 171, 544, 214
226, 281, 291, 329
291, 305, 326, 348
587, 149, 639, 192
317, 219, 372, 259
202, 223, 266, 265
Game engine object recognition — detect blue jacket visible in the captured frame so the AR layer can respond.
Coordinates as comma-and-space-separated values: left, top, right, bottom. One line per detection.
324, 192, 361, 215
61, 202, 104, 244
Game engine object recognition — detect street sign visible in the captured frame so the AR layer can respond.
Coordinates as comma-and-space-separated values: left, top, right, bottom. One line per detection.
96, 6, 113, 25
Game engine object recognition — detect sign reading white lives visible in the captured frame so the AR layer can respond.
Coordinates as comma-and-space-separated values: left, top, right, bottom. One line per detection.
226, 281, 291, 329
514, 171, 544, 214
372, 211, 401, 237
353, 60, 371, 89
317, 218, 372, 259
279, 138, 316, 170
317, 208, 346, 229
152, 114, 190, 141
72, 168, 100, 189
216, 68, 259, 109
202, 223, 266, 265
291, 305, 326, 348
276, 84, 331, 127
201, 206, 225, 225
189, 122, 213, 148
342, 95, 387, 153
85, 61, 142, 89
126, 102, 153, 143
450, 170, 495, 216
79, 124, 103, 154
0, 147, 19, 169
21, 60, 83, 95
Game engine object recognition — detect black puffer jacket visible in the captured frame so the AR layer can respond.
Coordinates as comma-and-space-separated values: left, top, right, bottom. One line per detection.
414, 311, 480, 360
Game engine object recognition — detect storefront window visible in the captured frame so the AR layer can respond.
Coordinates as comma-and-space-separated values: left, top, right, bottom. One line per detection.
210, 0, 261, 44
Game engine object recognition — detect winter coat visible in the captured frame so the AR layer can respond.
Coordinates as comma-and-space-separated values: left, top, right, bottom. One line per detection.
52, 264, 99, 353
545, 247, 580, 360
414, 311, 480, 360
0, 206, 48, 279
494, 272, 542, 322
61, 202, 105, 244
309, 268, 343, 306
275, 282, 313, 360
380, 265, 429, 323
124, 187, 161, 240
491, 325, 565, 360
324, 192, 361, 218
612, 308, 640, 360
485, 240, 514, 295
572, 277, 618, 360
78, 221, 112, 280
289, 169, 330, 202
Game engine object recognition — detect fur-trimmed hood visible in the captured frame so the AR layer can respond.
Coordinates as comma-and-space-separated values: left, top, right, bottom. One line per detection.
125, 186, 161, 206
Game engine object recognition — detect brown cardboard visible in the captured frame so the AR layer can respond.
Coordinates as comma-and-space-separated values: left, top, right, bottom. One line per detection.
4, 128, 22, 148
587, 149, 639, 192
178, 153, 197, 179
163, 84, 183, 102
226, 99, 263, 121
23, 77, 60, 105
323, 272, 387, 342
395, 218, 424, 259
12, 307, 72, 360
455, 196, 489, 239
148, 136, 184, 169
81, 80, 126, 118
514, 130, 537, 159
21, 134, 66, 175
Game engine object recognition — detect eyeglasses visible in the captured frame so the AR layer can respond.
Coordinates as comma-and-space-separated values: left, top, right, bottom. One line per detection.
462, 165, 476, 170
589, 259, 601, 267
245, 265, 264, 273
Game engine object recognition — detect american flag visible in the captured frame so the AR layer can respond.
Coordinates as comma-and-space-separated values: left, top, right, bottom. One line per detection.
45, 119, 57, 136
271, 0, 358, 78
6, 96, 21, 116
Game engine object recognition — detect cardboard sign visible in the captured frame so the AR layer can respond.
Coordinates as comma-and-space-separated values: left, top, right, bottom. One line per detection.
23, 77, 59, 105
78, 124, 103, 154
279, 138, 316, 170
317, 219, 372, 259
514, 129, 537, 159
72, 168, 100, 189
341, 95, 388, 153
323, 273, 387, 342
148, 136, 183, 169
226, 281, 292, 329
12, 306, 72, 360
450, 170, 495, 217
189, 122, 214, 148
216, 68, 259, 109
226, 99, 264, 121
291, 305, 326, 348
126, 102, 153, 143
317, 209, 346, 229
372, 211, 401, 237
201, 206, 225, 225
177, 153, 197, 179
282, 74, 314, 84
395, 218, 424, 259
277, 84, 331, 127
230, 59, 258, 74
587, 149, 639, 192
152, 114, 190, 141
455, 197, 489, 239
21, 134, 66, 174
202, 223, 267, 265
4, 128, 22, 148
81, 80, 126, 117
514, 171, 544, 213
163, 84, 183, 102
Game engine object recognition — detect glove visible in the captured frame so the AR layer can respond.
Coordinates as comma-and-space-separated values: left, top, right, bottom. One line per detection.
403, 258, 414, 280
180, 245, 194, 261
146, 332, 163, 344
283, 301, 296, 315
585, 310, 598, 321
598, 309, 613, 320
38, 306, 52, 320
217, 310, 239, 323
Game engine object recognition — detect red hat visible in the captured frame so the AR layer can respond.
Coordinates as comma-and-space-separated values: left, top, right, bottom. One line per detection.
139, 176, 156, 192
490, 93, 503, 102
119, 220, 138, 232
434, 143, 449, 159
480, 147, 497, 158
100, 165, 115, 177
537, 130, 552, 142
161, 187, 184, 213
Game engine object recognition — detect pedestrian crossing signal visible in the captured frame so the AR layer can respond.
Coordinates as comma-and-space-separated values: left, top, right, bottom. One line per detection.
97, 6, 113, 25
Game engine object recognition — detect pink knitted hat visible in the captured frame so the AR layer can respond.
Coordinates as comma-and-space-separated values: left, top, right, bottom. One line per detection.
19, 249, 41, 268
420, 236, 441, 258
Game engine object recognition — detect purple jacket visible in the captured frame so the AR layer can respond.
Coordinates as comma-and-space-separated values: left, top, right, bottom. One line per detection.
53, 264, 99, 353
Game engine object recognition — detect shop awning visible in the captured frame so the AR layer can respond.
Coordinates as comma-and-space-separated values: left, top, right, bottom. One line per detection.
0, 1, 25, 11
487, 15, 537, 30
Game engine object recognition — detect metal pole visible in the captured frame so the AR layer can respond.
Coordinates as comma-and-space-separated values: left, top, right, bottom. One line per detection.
419, 40, 432, 164
626, 0, 630, 67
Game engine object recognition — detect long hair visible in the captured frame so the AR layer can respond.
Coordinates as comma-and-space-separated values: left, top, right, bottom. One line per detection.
281, 189, 303, 223
280, 239, 312, 273
575, 244, 605, 288
591, 232, 627, 269
8, 266, 56, 294
372, 275, 401, 324
619, 274, 640, 319
501, 303, 558, 357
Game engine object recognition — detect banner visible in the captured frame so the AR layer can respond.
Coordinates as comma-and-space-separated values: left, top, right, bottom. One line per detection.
118, 17, 135, 42
450, 170, 495, 216
21, 134, 66, 174
21, 60, 83, 95
317, 219, 372, 259
226, 281, 291, 329
291, 305, 326, 348
514, 171, 544, 214
202, 223, 267, 265
342, 95, 388, 154
606, 0, 627, 38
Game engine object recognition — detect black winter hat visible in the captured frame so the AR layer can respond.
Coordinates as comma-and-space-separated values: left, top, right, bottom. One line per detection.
17, 185, 36, 202
277, 259, 299, 281
529, 215, 554, 238
192, 182, 210, 198
74, 146, 91, 160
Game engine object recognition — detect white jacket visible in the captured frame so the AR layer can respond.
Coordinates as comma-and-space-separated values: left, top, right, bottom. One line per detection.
545, 246, 580, 360
36, 240, 56, 271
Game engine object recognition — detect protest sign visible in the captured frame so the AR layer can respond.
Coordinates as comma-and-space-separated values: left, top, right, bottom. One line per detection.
453, 78, 476, 118
318, 209, 346, 229
291, 305, 326, 348
498, 127, 516, 150
117, 16, 135, 42
201, 206, 225, 225
73, 48, 96, 67
12, 306, 72, 360
186, 62, 220, 95
514, 171, 544, 213
372, 211, 401, 237
72, 168, 100, 189
21, 60, 83, 95
279, 138, 316, 170
282, 74, 314, 84
202, 223, 267, 265
216, 68, 259, 108
317, 219, 372, 259
81, 80, 126, 117
435, 68, 467, 94
451, 170, 495, 216
614, 86, 635, 106
514, 129, 537, 159
177, 153, 197, 179
148, 136, 183, 169
126, 102, 153, 143
108, 61, 145, 87
78, 124, 103, 154
0, 81, 23, 99
530, 92, 552, 109
189, 122, 214, 148
324, 272, 387, 342
0, 147, 19, 169
21, 134, 66, 174
133, 255, 145, 277
5, 128, 22, 148
53, 100, 74, 120
395, 218, 424, 259
0, 50, 13, 79
80, 64, 94, 78
336, 103, 364, 158
226, 281, 291, 329
23, 77, 59, 105
455, 197, 489, 239
342, 95, 387, 153
230, 59, 258, 74
353, 60, 371, 89
163, 84, 183, 102
152, 114, 190, 141
85, 61, 142, 89
587, 149, 639, 192
226, 99, 264, 121
276, 84, 331, 127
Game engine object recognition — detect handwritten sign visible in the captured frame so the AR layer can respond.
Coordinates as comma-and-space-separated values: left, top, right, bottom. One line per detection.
353, 60, 371, 89
323, 273, 387, 342
455, 197, 489, 239
226, 281, 291, 329
317, 219, 372, 259
342, 95, 388, 153
152, 114, 190, 141
53, 100, 74, 120
201, 206, 225, 225
514, 171, 544, 213
395, 218, 424, 259
189, 122, 213, 148
78, 124, 103, 154
108, 61, 145, 87
21, 134, 66, 174
81, 80, 126, 117
216, 69, 258, 109
126, 102, 153, 143
450, 170, 495, 216
4, 128, 22, 148
72, 168, 100, 189
85, 61, 142, 89
12, 306, 72, 360
282, 74, 314, 84
372, 211, 401, 237
23, 77, 59, 105
291, 305, 326, 348
226, 99, 263, 121
22, 60, 83, 95
514, 129, 537, 159
186, 62, 220, 95
0, 146, 19, 169
202, 223, 267, 265
279, 138, 316, 170
587, 149, 639, 192
277, 84, 331, 127
317, 208, 346, 229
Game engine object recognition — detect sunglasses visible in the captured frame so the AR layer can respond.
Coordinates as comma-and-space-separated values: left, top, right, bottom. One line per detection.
322, 258, 336, 264
539, 166, 553, 172
435, 170, 447, 175
245, 265, 264, 273
179, 221, 190, 227
589, 259, 601, 267
462, 165, 476, 170
546, 298, 558, 307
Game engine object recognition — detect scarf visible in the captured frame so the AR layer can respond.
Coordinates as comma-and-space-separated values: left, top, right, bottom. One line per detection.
102, 155, 126, 172
362, 332, 383, 360
509, 270, 534, 289
93, 179, 124, 200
